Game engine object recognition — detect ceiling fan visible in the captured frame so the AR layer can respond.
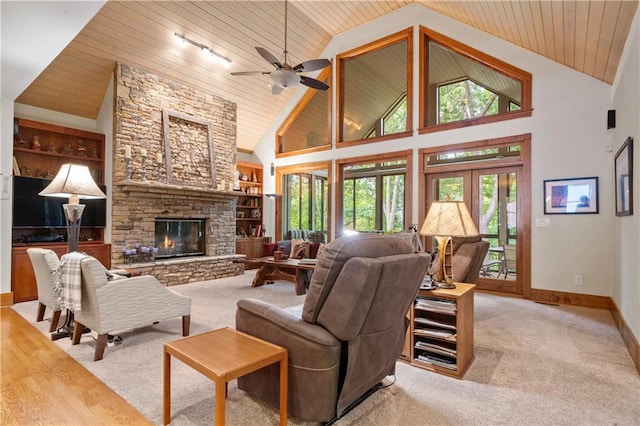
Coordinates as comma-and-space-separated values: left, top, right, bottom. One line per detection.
231, 0, 330, 95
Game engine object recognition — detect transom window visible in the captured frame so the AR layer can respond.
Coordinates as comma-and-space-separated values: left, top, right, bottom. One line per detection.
420, 27, 532, 133
276, 68, 331, 156
337, 28, 413, 145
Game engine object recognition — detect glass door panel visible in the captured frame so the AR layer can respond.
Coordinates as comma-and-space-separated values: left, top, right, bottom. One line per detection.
426, 167, 522, 294
476, 170, 517, 283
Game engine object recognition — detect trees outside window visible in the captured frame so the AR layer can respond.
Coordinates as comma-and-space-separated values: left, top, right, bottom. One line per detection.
438, 80, 498, 124
284, 173, 327, 235
342, 161, 405, 233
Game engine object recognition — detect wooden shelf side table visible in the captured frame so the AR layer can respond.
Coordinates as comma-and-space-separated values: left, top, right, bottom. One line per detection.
163, 327, 288, 425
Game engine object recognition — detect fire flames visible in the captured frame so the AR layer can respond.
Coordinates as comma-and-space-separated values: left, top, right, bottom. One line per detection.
158, 234, 176, 252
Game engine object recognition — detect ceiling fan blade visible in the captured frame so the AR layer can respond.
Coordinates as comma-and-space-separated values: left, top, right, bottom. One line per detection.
271, 84, 285, 95
230, 71, 269, 76
256, 47, 283, 69
293, 59, 330, 72
299, 76, 329, 91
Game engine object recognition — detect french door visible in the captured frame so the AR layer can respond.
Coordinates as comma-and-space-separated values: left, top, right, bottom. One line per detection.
426, 165, 524, 294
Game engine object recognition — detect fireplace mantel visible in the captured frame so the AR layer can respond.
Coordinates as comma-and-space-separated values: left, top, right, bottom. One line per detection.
115, 181, 240, 202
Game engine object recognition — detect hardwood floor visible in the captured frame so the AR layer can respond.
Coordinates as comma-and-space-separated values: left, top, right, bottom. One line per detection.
0, 307, 152, 425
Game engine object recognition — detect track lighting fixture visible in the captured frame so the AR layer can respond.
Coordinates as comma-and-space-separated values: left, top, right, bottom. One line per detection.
174, 33, 231, 67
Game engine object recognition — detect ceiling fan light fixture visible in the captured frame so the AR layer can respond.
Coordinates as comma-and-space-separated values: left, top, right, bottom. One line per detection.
270, 69, 300, 88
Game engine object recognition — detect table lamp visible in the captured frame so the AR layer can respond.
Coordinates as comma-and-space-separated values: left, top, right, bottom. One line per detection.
420, 201, 478, 289
39, 164, 106, 253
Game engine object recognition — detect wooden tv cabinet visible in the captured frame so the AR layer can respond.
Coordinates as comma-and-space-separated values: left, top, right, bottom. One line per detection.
11, 243, 111, 303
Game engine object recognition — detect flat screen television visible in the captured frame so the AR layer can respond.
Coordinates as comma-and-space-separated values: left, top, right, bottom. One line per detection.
12, 176, 107, 228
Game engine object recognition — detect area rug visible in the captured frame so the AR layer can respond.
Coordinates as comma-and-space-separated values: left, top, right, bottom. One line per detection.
12, 272, 640, 425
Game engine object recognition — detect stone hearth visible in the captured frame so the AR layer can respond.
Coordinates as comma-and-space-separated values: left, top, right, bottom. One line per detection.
111, 182, 243, 286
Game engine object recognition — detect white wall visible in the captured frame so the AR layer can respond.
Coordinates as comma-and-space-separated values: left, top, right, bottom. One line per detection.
611, 8, 640, 339
254, 3, 617, 298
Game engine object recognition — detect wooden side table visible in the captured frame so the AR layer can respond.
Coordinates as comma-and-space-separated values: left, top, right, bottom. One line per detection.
163, 327, 288, 425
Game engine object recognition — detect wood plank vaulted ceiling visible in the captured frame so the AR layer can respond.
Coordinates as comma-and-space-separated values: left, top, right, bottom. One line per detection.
17, 0, 638, 152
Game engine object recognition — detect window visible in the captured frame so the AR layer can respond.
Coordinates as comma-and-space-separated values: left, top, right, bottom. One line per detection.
338, 151, 412, 235
420, 27, 532, 133
284, 173, 327, 234
276, 68, 331, 156
337, 28, 413, 145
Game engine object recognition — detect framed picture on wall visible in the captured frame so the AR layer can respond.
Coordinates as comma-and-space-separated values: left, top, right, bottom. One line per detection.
543, 176, 599, 214
615, 137, 634, 216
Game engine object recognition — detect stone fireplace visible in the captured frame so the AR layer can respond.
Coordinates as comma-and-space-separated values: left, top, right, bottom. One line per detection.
111, 63, 243, 286
155, 218, 205, 259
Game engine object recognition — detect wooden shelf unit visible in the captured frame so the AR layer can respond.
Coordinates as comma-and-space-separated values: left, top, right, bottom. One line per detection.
407, 283, 475, 379
11, 119, 109, 302
235, 161, 263, 238
13, 118, 105, 183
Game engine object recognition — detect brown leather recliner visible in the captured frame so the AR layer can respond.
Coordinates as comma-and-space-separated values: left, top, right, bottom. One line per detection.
236, 234, 430, 422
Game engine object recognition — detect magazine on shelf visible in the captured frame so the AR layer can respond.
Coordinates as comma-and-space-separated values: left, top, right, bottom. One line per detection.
417, 354, 457, 370
415, 297, 457, 314
414, 317, 456, 331
414, 328, 456, 340
414, 341, 457, 357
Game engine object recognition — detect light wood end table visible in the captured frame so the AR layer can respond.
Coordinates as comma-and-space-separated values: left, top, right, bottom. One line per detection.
163, 327, 288, 425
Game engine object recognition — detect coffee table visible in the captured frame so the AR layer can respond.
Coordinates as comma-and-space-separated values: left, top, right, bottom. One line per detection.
251, 257, 316, 295
163, 327, 288, 425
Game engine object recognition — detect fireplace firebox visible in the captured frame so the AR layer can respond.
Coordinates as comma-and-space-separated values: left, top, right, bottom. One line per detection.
155, 218, 205, 259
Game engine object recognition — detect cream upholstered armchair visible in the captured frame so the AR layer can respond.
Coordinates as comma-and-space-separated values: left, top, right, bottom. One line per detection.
236, 234, 430, 422
27, 248, 62, 332
71, 256, 191, 361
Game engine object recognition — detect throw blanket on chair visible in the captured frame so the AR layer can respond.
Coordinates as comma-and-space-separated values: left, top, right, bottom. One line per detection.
53, 251, 90, 311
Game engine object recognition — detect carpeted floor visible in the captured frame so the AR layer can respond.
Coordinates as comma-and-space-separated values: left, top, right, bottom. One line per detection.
12, 271, 640, 425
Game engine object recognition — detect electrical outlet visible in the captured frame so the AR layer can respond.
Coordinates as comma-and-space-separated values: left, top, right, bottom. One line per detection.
574, 275, 584, 286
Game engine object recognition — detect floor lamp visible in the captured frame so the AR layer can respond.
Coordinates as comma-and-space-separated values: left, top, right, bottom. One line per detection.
38, 163, 106, 253
38, 164, 106, 340
420, 201, 478, 289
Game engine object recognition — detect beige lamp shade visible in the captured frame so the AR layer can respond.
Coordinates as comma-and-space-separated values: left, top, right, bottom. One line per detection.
39, 164, 106, 204
420, 201, 479, 237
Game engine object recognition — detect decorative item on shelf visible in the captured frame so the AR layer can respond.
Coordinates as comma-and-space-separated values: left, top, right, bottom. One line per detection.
31, 136, 41, 151
233, 170, 241, 190
46, 142, 55, 152
239, 171, 248, 181
76, 140, 87, 156
14, 134, 26, 147
420, 201, 478, 289
38, 163, 107, 253
251, 169, 257, 182
21, 166, 30, 177
91, 146, 100, 158
61, 142, 73, 154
